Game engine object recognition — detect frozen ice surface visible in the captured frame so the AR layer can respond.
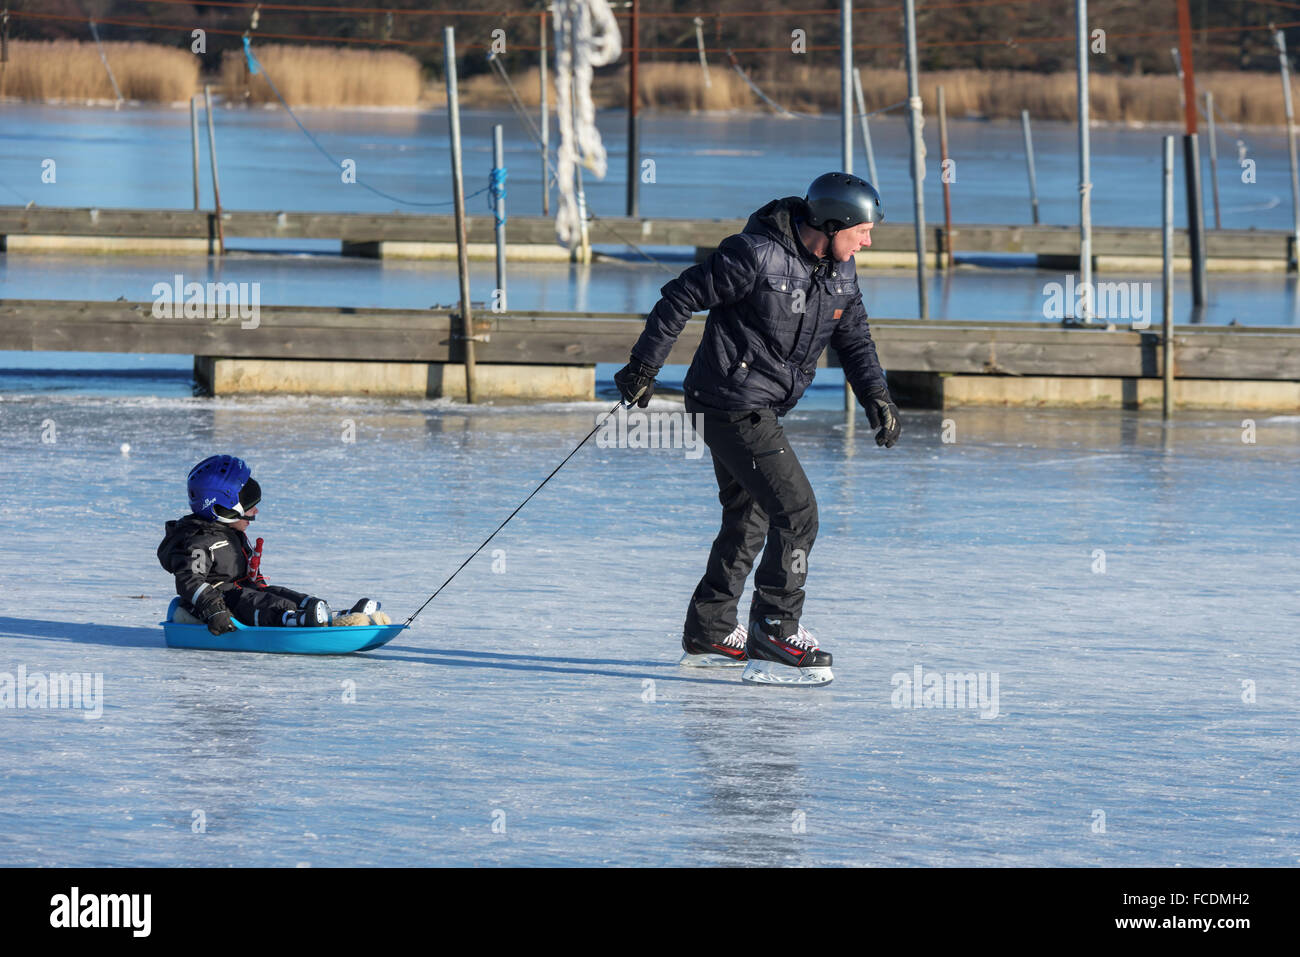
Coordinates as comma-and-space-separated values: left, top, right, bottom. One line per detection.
1, 392, 1297, 866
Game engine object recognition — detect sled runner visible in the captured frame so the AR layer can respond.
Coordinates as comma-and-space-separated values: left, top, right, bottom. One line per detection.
161, 598, 405, 655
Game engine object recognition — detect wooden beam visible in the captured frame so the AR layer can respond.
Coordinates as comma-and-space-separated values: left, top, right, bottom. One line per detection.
2, 300, 1298, 380
0, 206, 1293, 259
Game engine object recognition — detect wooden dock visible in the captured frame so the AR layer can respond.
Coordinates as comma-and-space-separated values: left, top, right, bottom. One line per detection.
0, 206, 1292, 269
2, 299, 1298, 409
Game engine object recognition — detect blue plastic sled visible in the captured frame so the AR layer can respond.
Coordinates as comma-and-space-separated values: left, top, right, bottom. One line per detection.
161, 597, 406, 655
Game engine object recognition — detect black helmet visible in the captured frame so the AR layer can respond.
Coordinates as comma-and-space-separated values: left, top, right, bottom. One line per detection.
804, 172, 885, 233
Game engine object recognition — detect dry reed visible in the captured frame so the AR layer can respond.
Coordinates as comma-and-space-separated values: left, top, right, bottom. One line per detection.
4, 40, 1299, 128
221, 45, 422, 108
0, 40, 198, 103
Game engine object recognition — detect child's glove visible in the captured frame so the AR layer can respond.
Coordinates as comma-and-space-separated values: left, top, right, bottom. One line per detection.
195, 591, 236, 635
203, 608, 235, 636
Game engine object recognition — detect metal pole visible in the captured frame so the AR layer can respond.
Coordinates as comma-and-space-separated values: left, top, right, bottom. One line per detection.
1277, 29, 1300, 270
203, 84, 225, 256
444, 27, 477, 404
1162, 135, 1175, 420
1020, 109, 1040, 225
841, 0, 852, 174
493, 124, 507, 312
190, 95, 201, 211
627, 0, 639, 217
1076, 0, 1092, 323
1176, 0, 1206, 305
540, 8, 549, 217
903, 0, 928, 318
853, 67, 879, 188
937, 84, 953, 270
1205, 90, 1221, 229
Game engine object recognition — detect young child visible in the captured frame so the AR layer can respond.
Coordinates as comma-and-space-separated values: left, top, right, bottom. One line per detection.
157, 454, 386, 636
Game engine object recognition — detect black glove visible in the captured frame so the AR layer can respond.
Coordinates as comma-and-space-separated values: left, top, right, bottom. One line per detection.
203, 608, 235, 636
866, 395, 901, 448
614, 357, 660, 408
196, 593, 236, 636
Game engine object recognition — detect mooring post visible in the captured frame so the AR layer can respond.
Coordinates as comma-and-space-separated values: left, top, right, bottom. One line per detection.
1076, 0, 1093, 322
203, 84, 224, 255
1205, 90, 1221, 229
444, 26, 478, 403
540, 7, 550, 217
1020, 109, 1039, 225
190, 95, 201, 211
937, 84, 953, 270
1276, 29, 1300, 271
493, 124, 508, 312
903, 0, 928, 318
626, 0, 640, 218
1176, 0, 1207, 305
1162, 135, 1175, 419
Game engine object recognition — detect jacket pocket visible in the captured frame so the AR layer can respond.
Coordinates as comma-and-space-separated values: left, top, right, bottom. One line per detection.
728, 346, 754, 384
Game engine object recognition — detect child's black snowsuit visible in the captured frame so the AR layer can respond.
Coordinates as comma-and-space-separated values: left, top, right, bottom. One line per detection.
157, 515, 311, 628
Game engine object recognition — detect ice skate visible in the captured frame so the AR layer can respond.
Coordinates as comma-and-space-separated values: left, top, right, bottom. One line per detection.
295, 597, 331, 628
334, 598, 383, 627
741, 617, 833, 686
679, 624, 748, 667
348, 598, 380, 617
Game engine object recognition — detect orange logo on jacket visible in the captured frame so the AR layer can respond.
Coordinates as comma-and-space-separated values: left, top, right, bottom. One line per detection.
833, 309, 843, 319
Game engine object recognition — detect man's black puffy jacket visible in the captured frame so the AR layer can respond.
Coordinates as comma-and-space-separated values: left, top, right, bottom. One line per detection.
630, 196, 889, 415
157, 514, 265, 616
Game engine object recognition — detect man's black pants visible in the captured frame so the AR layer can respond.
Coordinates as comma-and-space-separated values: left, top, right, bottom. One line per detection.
683, 403, 818, 642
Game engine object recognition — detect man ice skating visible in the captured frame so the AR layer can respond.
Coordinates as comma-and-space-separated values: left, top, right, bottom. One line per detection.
157, 455, 385, 635
614, 172, 900, 686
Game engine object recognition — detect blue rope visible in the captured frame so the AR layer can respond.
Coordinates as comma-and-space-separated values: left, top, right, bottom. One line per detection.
488, 166, 507, 227
242, 37, 488, 209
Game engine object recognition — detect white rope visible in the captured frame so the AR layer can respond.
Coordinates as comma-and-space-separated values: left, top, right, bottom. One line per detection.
552, 0, 622, 248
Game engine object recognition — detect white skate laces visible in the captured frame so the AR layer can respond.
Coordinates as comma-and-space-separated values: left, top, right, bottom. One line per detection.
720, 625, 748, 649
762, 618, 818, 649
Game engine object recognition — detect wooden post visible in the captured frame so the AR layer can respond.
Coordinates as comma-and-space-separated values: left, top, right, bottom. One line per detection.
190, 95, 201, 211
1162, 135, 1175, 419
1020, 109, 1040, 225
1276, 29, 1300, 270
903, 0, 928, 318
841, 0, 852, 175
1076, 0, 1093, 322
1205, 90, 1221, 229
203, 85, 225, 256
493, 124, 507, 312
1176, 0, 1207, 305
937, 84, 953, 270
540, 8, 549, 217
444, 27, 477, 403
852, 68, 879, 188
626, 0, 639, 217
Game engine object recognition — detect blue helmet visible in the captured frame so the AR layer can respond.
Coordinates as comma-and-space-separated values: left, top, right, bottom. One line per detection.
187, 455, 261, 524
